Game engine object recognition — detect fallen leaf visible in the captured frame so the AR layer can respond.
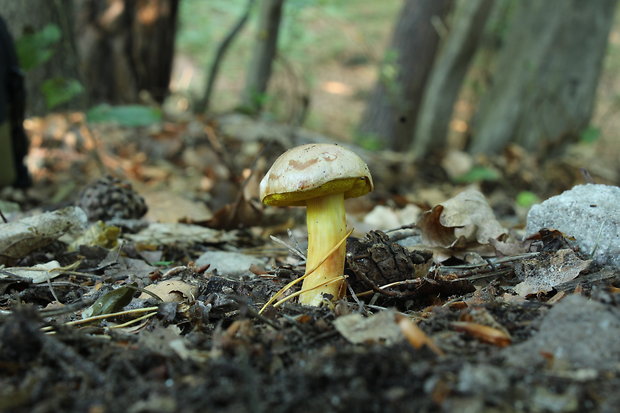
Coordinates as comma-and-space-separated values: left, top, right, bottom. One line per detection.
363, 204, 422, 231
397, 315, 444, 356
417, 188, 507, 249
84, 284, 137, 317
1, 260, 62, 283
334, 310, 403, 345
452, 321, 512, 347
142, 191, 213, 223
0, 207, 87, 265
205, 198, 263, 230
514, 249, 591, 296
140, 279, 198, 303
196, 250, 267, 277
125, 223, 237, 246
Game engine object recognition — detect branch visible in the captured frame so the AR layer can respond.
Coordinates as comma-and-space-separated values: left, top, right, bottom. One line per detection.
196, 0, 256, 114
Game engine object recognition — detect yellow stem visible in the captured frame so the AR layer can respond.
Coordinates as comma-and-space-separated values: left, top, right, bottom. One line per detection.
299, 192, 347, 306
258, 227, 352, 314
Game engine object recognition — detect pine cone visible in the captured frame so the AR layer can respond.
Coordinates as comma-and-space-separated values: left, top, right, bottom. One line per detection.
346, 230, 433, 296
78, 175, 147, 221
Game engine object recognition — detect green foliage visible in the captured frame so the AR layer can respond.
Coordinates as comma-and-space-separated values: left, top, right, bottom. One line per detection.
355, 132, 383, 151
153, 261, 174, 267
454, 166, 501, 183
42, 78, 84, 109
15, 24, 62, 71
86, 104, 162, 127
580, 126, 601, 144
516, 191, 540, 208
379, 49, 404, 106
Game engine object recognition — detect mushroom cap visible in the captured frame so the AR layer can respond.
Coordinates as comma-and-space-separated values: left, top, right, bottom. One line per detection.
260, 144, 373, 206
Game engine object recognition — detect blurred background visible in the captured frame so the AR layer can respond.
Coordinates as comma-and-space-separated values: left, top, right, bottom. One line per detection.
0, 0, 618, 218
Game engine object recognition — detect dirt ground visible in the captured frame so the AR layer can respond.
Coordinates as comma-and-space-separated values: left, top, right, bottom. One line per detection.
1, 114, 619, 413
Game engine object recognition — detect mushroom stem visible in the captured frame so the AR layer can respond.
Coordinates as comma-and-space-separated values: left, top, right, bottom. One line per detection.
300, 192, 347, 306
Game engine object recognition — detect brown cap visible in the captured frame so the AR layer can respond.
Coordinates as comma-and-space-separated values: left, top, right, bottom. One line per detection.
260, 144, 373, 207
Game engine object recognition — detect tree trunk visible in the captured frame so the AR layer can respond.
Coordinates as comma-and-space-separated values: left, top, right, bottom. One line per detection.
0, 0, 82, 115
411, 0, 493, 158
358, 0, 452, 151
241, 0, 285, 114
75, 0, 179, 105
469, 0, 617, 155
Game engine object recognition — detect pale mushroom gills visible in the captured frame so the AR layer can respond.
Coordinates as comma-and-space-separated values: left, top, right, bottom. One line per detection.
260, 144, 373, 306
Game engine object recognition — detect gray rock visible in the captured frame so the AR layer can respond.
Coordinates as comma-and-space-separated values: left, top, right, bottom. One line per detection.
457, 364, 510, 394
195, 250, 267, 277
526, 184, 620, 268
504, 295, 620, 371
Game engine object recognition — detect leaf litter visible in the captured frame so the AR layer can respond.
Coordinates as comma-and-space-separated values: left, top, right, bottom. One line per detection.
0, 113, 618, 412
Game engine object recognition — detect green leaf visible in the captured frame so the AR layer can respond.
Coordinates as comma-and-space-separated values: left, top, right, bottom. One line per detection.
516, 191, 540, 208
86, 104, 162, 127
580, 126, 600, 144
87, 284, 137, 317
153, 261, 174, 267
41, 77, 84, 109
454, 166, 501, 183
16, 24, 62, 71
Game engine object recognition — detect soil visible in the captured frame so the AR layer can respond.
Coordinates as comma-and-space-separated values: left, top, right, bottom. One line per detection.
1, 235, 619, 413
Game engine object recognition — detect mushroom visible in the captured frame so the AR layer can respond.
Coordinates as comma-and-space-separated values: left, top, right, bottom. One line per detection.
260, 144, 373, 306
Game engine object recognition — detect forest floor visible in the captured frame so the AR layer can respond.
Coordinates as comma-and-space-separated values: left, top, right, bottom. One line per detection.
0, 114, 619, 412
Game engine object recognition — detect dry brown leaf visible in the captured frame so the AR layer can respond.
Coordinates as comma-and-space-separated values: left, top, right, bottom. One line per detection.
397, 316, 444, 356
489, 237, 528, 256
452, 321, 512, 347
513, 249, 591, 297
206, 198, 263, 230
140, 279, 198, 303
417, 188, 507, 249
142, 191, 213, 223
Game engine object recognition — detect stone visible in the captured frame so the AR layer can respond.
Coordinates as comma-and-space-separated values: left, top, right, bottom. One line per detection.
526, 184, 620, 268
504, 295, 620, 371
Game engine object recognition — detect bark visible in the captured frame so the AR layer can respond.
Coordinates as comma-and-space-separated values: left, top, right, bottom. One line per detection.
75, 0, 179, 105
241, 0, 285, 113
359, 0, 452, 151
0, 0, 82, 115
469, 0, 618, 155
411, 0, 493, 158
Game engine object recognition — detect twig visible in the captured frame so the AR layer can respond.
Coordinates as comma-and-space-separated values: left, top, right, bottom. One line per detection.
347, 283, 365, 313
45, 274, 61, 303
66, 306, 159, 326
196, 0, 256, 113
269, 234, 306, 261
273, 275, 345, 308
107, 311, 158, 329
